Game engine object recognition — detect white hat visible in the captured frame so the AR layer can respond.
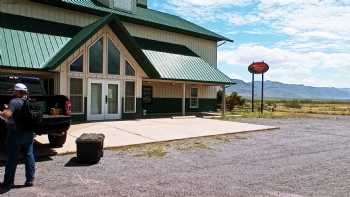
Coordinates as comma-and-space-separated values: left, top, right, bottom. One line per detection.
14, 83, 28, 92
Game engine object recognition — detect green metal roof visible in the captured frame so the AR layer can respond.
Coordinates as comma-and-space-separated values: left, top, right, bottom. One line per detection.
0, 27, 70, 69
0, 14, 231, 84
136, 38, 232, 84
32, 0, 232, 42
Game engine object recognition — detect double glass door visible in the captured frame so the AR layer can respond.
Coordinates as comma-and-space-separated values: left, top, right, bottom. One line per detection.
87, 79, 121, 121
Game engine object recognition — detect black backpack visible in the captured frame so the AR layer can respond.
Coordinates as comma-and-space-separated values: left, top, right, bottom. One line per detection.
14, 99, 42, 132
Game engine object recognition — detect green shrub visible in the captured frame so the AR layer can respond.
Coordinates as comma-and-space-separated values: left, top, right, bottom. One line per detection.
226, 92, 246, 111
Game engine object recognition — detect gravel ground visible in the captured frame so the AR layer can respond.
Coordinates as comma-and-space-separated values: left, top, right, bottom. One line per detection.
1, 116, 350, 197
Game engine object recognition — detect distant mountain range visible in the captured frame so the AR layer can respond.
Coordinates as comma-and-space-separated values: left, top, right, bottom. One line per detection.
228, 79, 350, 100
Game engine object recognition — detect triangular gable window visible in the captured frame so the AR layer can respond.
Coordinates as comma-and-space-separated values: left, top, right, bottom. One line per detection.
70, 55, 83, 72
125, 61, 135, 76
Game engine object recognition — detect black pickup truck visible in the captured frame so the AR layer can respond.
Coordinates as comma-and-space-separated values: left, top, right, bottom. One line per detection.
0, 75, 71, 148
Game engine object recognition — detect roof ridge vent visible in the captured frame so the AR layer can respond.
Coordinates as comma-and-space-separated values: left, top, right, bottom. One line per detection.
95, 0, 136, 13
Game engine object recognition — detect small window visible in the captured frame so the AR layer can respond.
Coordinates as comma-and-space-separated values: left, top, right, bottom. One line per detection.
89, 38, 103, 73
108, 39, 120, 75
190, 87, 199, 109
125, 81, 135, 113
70, 78, 83, 113
70, 55, 83, 72
125, 61, 135, 76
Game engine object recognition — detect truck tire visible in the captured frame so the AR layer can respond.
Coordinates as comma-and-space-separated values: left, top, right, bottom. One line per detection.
48, 133, 67, 147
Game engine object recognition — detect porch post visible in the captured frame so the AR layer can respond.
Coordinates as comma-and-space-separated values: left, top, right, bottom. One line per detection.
182, 83, 186, 116
222, 85, 226, 116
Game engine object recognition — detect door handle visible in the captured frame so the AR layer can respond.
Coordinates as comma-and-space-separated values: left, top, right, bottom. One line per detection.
105, 95, 108, 104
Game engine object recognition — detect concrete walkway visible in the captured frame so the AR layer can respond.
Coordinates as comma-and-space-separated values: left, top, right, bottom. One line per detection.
35, 118, 277, 155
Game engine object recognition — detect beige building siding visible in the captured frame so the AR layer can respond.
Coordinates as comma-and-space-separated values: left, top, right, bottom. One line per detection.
144, 82, 218, 99
123, 22, 218, 66
0, 0, 98, 27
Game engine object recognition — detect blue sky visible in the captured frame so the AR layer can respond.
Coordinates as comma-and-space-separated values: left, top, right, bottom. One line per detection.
148, 0, 350, 88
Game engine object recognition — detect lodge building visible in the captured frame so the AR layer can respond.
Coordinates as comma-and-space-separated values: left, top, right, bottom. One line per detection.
0, 0, 232, 121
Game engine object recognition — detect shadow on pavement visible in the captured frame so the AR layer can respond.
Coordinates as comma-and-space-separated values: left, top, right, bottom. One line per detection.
65, 157, 97, 167
0, 140, 57, 166
0, 184, 29, 194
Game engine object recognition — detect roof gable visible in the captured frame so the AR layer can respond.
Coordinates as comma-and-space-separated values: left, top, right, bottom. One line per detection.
43, 14, 161, 78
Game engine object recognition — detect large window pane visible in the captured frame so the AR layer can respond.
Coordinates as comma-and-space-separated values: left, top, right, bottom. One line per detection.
89, 39, 103, 73
70, 78, 83, 113
108, 84, 119, 114
125, 81, 135, 113
125, 61, 135, 76
108, 39, 120, 75
70, 55, 83, 72
91, 83, 102, 114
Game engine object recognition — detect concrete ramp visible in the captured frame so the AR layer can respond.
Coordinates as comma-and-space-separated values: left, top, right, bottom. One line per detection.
35, 118, 278, 155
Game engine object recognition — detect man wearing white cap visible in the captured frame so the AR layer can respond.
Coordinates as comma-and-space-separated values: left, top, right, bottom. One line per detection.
0, 83, 35, 189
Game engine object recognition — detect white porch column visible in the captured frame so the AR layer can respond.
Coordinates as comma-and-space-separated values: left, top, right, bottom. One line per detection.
182, 83, 186, 116
222, 85, 226, 116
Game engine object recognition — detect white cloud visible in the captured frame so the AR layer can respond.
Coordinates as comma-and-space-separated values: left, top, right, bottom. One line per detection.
218, 44, 350, 87
161, 0, 350, 87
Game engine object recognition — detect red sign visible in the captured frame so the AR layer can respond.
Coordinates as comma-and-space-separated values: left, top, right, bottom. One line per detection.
248, 62, 269, 74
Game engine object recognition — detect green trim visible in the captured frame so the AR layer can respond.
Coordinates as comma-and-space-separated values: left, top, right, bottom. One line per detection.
142, 98, 218, 114
0, 12, 81, 37
134, 37, 198, 57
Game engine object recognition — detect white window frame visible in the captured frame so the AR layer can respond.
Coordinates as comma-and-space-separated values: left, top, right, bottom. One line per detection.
190, 87, 199, 109
69, 77, 84, 114
124, 80, 136, 113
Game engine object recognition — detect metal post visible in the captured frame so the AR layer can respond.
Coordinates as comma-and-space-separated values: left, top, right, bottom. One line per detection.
261, 74, 264, 114
222, 85, 226, 116
252, 73, 255, 112
182, 83, 186, 116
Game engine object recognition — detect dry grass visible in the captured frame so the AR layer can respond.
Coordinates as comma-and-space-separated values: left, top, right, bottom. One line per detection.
228, 100, 350, 118
109, 133, 252, 158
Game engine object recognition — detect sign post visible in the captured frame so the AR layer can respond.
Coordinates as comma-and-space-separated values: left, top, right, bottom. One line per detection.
248, 62, 269, 114
251, 73, 255, 112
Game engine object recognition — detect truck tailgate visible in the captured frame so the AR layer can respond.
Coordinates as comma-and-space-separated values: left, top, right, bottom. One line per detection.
36, 115, 71, 135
